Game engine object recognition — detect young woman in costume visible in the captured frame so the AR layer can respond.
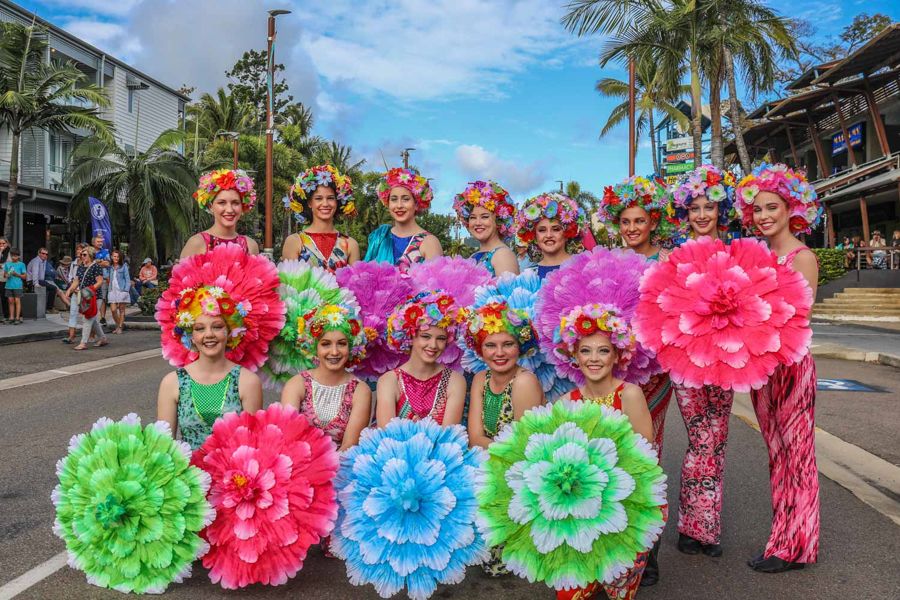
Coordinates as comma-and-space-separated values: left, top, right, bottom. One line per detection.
667, 165, 737, 557
735, 163, 821, 574
514, 192, 587, 281
281, 165, 360, 270
375, 290, 467, 426
280, 303, 372, 451
364, 168, 442, 272
453, 180, 519, 277
181, 169, 259, 259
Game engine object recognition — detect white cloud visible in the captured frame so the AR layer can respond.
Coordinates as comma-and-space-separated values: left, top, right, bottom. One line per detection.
455, 144, 549, 195
299, 0, 580, 101
40, 0, 141, 17
61, 19, 141, 57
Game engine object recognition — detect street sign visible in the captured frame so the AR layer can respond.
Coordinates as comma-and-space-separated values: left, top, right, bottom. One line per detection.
664, 175, 679, 184
666, 151, 695, 163
665, 136, 692, 152
665, 161, 695, 175
816, 378, 882, 392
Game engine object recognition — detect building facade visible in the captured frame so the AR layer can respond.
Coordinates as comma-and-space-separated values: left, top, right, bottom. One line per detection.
0, 0, 188, 258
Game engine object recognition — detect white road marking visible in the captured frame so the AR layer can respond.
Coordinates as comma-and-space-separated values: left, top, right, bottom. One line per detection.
0, 551, 67, 599
0, 349, 162, 391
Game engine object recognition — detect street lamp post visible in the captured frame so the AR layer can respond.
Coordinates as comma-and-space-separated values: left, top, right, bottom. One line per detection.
264, 8, 291, 256
215, 130, 240, 169
402, 148, 414, 169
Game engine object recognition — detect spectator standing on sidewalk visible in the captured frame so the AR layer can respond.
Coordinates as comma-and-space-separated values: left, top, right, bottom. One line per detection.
4, 248, 26, 324
891, 230, 900, 269
0, 237, 9, 321
107, 249, 130, 335
69, 246, 108, 351
62, 244, 85, 344
26, 247, 69, 314
90, 235, 110, 327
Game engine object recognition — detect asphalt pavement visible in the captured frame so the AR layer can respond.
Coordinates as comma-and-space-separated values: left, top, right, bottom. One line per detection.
1, 342, 899, 599
811, 322, 900, 357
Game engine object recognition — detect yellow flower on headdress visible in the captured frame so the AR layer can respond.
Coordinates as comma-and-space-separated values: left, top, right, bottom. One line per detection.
483, 314, 503, 335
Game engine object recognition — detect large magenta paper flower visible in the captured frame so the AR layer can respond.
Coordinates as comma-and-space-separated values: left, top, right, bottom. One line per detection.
192, 404, 339, 589
634, 237, 813, 392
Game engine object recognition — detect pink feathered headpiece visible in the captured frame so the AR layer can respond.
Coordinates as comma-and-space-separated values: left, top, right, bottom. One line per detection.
156, 244, 286, 370
535, 247, 659, 386
735, 163, 822, 235
634, 237, 813, 392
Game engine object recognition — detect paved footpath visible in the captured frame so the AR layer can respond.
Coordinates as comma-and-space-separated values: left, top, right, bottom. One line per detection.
0, 339, 898, 599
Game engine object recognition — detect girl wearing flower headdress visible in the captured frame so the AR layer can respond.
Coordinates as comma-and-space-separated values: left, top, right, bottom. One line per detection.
667, 165, 737, 558
181, 169, 260, 259
364, 167, 442, 273
454, 180, 519, 277
735, 163, 821, 574
376, 290, 467, 427
281, 165, 361, 271
515, 192, 587, 281
280, 303, 372, 451
599, 175, 675, 260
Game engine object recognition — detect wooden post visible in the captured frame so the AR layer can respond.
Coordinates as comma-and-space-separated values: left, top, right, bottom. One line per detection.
825, 204, 835, 248
863, 76, 891, 157
628, 59, 636, 177
807, 111, 828, 179
832, 93, 857, 168
859, 195, 870, 244
785, 126, 800, 167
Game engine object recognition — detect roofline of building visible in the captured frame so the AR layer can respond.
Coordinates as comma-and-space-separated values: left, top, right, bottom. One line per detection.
0, 0, 192, 103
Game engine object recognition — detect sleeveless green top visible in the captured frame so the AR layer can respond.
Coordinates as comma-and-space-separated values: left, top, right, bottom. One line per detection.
482, 371, 515, 438
176, 365, 242, 450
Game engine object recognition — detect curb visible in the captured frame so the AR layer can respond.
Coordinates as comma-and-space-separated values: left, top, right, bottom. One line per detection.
0, 322, 159, 346
811, 346, 900, 368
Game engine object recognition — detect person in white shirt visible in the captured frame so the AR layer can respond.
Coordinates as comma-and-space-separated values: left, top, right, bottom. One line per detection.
26, 247, 69, 314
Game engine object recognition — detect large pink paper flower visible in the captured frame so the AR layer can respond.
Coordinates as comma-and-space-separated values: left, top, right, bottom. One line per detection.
192, 404, 339, 589
634, 237, 813, 392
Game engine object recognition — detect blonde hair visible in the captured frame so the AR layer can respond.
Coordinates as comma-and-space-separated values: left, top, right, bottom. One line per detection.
82, 246, 96, 259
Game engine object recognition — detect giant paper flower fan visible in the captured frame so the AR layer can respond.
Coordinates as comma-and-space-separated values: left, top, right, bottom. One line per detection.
192, 404, 339, 589
462, 270, 575, 401
407, 256, 492, 370
477, 400, 666, 590
535, 247, 659, 386
52, 414, 214, 594
634, 237, 813, 392
331, 418, 488, 600
260, 260, 358, 389
336, 261, 414, 381
156, 243, 285, 370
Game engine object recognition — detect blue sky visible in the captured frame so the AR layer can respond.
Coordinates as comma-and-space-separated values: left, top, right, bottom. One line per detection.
16, 0, 900, 213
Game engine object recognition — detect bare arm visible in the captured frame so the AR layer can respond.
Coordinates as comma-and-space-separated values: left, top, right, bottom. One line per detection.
375, 371, 399, 428
246, 237, 260, 256
491, 246, 520, 277
420, 234, 443, 260
620, 383, 654, 443
180, 234, 207, 259
510, 370, 544, 419
347, 237, 361, 264
279, 373, 307, 410
238, 368, 263, 413
791, 248, 819, 300
466, 373, 493, 449
281, 233, 302, 261
441, 371, 466, 426
156, 372, 180, 436
340, 381, 372, 451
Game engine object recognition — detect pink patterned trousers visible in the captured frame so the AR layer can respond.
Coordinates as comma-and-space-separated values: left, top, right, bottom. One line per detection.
674, 384, 734, 545
751, 353, 819, 563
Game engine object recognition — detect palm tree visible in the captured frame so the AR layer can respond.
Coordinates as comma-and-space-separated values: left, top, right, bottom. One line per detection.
312, 141, 365, 175
595, 57, 689, 174
67, 130, 195, 263
0, 21, 111, 243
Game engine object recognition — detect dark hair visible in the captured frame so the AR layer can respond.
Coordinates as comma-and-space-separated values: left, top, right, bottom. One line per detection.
10, 247, 21, 255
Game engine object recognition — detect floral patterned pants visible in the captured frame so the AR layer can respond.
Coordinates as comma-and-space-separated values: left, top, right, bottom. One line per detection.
674, 384, 734, 545
751, 353, 819, 563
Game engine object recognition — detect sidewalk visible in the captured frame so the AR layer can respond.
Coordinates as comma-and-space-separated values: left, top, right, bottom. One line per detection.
0, 306, 153, 346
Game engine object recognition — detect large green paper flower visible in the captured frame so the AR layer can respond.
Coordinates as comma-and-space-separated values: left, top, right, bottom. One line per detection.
476, 400, 666, 590
52, 414, 214, 594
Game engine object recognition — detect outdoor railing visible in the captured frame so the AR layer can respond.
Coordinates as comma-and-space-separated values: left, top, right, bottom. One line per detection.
843, 246, 899, 271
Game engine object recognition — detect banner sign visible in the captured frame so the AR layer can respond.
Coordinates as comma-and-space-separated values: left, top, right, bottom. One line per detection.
665, 136, 692, 152
88, 196, 113, 251
665, 161, 695, 175
831, 122, 864, 155
666, 151, 695, 163
664, 175, 679, 185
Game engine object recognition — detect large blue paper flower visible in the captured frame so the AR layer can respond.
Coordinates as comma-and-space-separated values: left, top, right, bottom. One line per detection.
461, 270, 575, 401
331, 418, 487, 600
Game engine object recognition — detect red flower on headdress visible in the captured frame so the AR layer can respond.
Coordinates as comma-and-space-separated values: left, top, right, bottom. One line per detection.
436, 295, 453, 311
349, 320, 361, 336
707, 171, 722, 186
521, 229, 535, 243
180, 289, 197, 308
218, 171, 236, 190
218, 299, 236, 316
310, 321, 324, 339
564, 223, 579, 239
575, 315, 595, 336
404, 305, 425, 324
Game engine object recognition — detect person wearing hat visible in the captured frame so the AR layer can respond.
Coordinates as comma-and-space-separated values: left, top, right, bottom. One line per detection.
133, 257, 159, 297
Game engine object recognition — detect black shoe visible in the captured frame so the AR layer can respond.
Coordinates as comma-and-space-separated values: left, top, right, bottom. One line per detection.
677, 533, 701, 555
748, 552, 765, 568
701, 543, 722, 557
640, 539, 660, 586
100, 318, 107, 326
749, 555, 805, 573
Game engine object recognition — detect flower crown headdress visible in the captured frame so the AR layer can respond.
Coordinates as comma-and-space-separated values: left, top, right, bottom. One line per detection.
377, 167, 434, 214
464, 301, 538, 358
386, 290, 467, 353
598, 175, 676, 242
285, 164, 356, 224
194, 169, 257, 212
554, 303, 635, 372
514, 192, 586, 248
671, 165, 737, 233
453, 180, 517, 240
172, 286, 249, 351
735, 163, 822, 235
295, 303, 373, 367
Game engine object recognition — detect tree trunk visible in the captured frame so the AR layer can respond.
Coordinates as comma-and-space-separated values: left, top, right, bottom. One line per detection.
2, 132, 20, 243
724, 46, 752, 173
649, 109, 659, 176
709, 69, 724, 169
690, 46, 704, 165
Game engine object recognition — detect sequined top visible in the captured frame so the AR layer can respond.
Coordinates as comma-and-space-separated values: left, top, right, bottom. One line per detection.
176, 365, 243, 450
570, 382, 625, 411
482, 371, 515, 438
201, 231, 250, 252
395, 368, 451, 424
299, 371, 358, 445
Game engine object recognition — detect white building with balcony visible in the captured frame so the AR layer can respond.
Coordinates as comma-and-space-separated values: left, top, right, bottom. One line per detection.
0, 0, 189, 258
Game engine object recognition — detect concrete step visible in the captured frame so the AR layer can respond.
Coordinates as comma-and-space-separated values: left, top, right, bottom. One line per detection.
822, 298, 900, 307
813, 306, 900, 316
837, 288, 900, 295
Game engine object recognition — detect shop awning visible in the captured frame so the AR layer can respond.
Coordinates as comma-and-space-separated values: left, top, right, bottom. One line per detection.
820, 168, 900, 204
813, 24, 900, 85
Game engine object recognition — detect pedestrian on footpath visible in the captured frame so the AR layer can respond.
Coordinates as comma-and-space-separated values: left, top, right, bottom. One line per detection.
69, 246, 108, 351
90, 235, 110, 328
3, 247, 26, 324
107, 249, 130, 335
62, 244, 85, 344
0, 237, 9, 321
736, 163, 821, 574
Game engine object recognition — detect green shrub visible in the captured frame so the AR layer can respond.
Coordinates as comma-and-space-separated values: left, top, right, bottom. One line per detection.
812, 248, 846, 285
